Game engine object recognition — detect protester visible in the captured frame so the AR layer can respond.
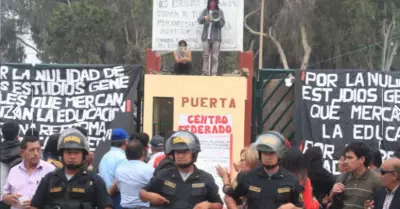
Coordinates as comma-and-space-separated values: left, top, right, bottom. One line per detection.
1, 136, 55, 209
364, 158, 400, 209
330, 142, 382, 209
110, 140, 154, 208
99, 128, 129, 209
173, 40, 192, 75
147, 135, 165, 167
43, 133, 63, 168
304, 147, 335, 208
281, 148, 320, 209
0, 123, 22, 209
369, 149, 383, 176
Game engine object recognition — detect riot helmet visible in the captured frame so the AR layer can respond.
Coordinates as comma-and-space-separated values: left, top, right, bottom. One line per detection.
58, 128, 89, 169
167, 130, 201, 168
254, 131, 287, 169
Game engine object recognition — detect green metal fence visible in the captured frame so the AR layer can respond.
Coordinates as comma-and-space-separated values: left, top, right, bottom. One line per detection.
252, 69, 296, 142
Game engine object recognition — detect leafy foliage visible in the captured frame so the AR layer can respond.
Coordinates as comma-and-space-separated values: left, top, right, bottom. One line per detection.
2, 0, 400, 71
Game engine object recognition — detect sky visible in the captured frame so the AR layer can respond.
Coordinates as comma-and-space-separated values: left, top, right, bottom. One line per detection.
22, 32, 41, 64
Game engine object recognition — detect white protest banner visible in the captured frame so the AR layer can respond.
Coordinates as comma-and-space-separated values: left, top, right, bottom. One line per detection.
152, 0, 244, 51
178, 114, 233, 200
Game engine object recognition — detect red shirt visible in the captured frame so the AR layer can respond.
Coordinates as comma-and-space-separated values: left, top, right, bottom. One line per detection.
153, 154, 166, 168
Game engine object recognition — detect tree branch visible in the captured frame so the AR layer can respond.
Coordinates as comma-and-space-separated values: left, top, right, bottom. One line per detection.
268, 27, 289, 69
16, 37, 40, 54
381, 18, 389, 71
386, 40, 398, 71
243, 7, 289, 69
300, 23, 311, 70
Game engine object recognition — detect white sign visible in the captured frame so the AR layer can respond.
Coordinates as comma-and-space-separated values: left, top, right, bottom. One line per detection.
178, 114, 233, 201
152, 0, 244, 51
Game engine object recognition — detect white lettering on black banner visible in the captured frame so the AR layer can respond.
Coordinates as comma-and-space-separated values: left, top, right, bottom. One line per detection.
0, 65, 141, 152
295, 70, 400, 175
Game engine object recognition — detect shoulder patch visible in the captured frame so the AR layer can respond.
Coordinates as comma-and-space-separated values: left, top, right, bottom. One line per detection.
249, 185, 261, 192
277, 187, 291, 193
50, 187, 62, 193
164, 180, 176, 188
192, 183, 205, 188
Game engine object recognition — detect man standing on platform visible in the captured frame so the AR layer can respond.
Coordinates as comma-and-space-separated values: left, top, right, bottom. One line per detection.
198, 0, 225, 76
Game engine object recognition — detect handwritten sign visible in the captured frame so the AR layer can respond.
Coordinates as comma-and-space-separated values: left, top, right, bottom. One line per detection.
178, 114, 232, 201
152, 0, 244, 51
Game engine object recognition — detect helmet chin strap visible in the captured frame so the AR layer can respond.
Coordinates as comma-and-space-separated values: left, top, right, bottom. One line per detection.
263, 163, 279, 170
65, 163, 83, 170
176, 162, 193, 169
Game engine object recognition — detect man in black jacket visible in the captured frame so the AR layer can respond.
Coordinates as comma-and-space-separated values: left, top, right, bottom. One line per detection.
364, 158, 400, 209
0, 122, 22, 209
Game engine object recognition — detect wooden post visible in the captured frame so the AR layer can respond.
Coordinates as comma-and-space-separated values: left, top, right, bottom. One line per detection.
258, 0, 265, 69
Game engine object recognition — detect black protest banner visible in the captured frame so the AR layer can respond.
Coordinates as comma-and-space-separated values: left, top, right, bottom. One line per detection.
0, 64, 142, 155
295, 69, 400, 175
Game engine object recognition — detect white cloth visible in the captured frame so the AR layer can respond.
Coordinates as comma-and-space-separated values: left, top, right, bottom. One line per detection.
0, 162, 10, 195
147, 152, 164, 168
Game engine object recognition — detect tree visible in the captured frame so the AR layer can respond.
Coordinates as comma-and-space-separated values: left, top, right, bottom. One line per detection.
0, 0, 25, 62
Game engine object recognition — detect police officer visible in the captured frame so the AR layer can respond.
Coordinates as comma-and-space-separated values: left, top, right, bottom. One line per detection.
139, 130, 223, 209
31, 128, 113, 209
153, 132, 176, 176
225, 131, 303, 209
44, 133, 63, 168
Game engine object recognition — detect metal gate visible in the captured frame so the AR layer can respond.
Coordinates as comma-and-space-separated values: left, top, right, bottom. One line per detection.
251, 69, 296, 142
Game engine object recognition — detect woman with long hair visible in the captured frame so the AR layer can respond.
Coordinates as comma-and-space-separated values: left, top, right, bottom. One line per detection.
281, 148, 320, 209
304, 147, 336, 208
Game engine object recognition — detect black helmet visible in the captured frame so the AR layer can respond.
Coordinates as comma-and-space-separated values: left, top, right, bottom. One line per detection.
254, 131, 287, 158
169, 130, 201, 154
58, 128, 89, 153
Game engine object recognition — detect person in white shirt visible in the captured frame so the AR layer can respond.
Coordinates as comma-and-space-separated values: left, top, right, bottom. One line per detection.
147, 135, 165, 168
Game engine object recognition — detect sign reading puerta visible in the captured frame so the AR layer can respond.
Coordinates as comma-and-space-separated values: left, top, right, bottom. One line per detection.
295, 69, 400, 175
0, 64, 142, 165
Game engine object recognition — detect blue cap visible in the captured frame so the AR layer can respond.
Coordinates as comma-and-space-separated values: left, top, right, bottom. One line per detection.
111, 128, 128, 141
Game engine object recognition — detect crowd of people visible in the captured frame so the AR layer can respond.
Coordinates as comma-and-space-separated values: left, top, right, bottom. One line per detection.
0, 122, 400, 209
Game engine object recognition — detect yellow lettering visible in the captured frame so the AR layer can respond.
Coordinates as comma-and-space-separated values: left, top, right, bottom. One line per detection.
172, 137, 188, 144
164, 181, 176, 188
72, 188, 85, 193
192, 183, 205, 188
63, 136, 81, 144
50, 187, 62, 193
278, 187, 291, 193
249, 186, 261, 192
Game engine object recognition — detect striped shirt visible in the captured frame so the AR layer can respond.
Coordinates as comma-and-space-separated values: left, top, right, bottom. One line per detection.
337, 169, 382, 209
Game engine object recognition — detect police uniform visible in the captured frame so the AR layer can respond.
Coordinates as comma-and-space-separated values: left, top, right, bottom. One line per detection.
47, 157, 63, 169
226, 131, 304, 209
153, 156, 175, 176
142, 130, 223, 209
227, 166, 303, 209
144, 166, 223, 209
31, 128, 113, 209
31, 168, 112, 209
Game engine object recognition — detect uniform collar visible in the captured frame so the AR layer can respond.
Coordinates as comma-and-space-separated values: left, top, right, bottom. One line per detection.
257, 165, 285, 179
171, 165, 201, 181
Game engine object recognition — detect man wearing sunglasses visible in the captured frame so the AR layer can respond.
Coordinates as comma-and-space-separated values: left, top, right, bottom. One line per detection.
364, 158, 400, 209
